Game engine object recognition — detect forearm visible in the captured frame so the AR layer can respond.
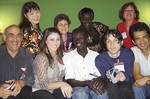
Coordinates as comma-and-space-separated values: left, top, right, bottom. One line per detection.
134, 73, 143, 80
18, 80, 25, 88
144, 76, 150, 83
146, 76, 150, 85
47, 82, 64, 90
134, 76, 150, 87
66, 79, 89, 87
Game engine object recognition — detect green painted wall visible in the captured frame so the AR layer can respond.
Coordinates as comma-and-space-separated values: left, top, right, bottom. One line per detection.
0, 0, 150, 44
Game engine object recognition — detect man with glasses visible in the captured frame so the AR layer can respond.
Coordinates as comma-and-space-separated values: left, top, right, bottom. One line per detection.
0, 25, 34, 99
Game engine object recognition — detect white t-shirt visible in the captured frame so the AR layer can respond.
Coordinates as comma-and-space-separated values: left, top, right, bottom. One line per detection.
131, 46, 150, 76
63, 48, 101, 81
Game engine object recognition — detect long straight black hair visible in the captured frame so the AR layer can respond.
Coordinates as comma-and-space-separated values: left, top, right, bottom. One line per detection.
19, 1, 41, 32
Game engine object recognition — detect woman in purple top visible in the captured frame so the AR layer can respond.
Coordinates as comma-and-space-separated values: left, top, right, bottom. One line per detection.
54, 14, 73, 52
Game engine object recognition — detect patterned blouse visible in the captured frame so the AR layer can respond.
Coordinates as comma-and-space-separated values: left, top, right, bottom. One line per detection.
33, 52, 65, 92
21, 27, 42, 56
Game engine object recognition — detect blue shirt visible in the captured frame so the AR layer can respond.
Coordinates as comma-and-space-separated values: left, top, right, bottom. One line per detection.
95, 48, 134, 83
0, 45, 34, 86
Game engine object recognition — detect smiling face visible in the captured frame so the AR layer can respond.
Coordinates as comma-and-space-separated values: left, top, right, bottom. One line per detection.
123, 5, 135, 21
25, 9, 40, 26
133, 31, 150, 52
73, 31, 87, 50
4, 26, 23, 54
80, 14, 93, 29
57, 20, 69, 35
106, 34, 123, 57
46, 32, 61, 54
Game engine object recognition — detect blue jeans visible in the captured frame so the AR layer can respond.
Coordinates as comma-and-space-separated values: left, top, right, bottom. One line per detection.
72, 87, 108, 99
133, 85, 150, 99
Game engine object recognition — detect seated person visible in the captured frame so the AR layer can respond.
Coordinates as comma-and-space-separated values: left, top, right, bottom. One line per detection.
0, 25, 34, 99
33, 27, 72, 99
95, 29, 135, 99
130, 22, 150, 99
78, 7, 109, 52
63, 27, 108, 99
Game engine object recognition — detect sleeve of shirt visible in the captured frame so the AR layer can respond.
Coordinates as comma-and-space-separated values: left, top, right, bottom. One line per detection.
93, 22, 109, 33
123, 49, 135, 83
24, 50, 35, 86
95, 55, 107, 77
33, 54, 49, 90
131, 47, 139, 63
63, 54, 75, 80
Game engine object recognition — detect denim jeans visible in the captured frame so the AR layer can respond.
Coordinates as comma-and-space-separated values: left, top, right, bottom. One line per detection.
72, 87, 108, 99
133, 85, 150, 99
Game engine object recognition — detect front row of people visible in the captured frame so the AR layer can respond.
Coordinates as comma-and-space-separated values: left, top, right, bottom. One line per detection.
0, 22, 150, 99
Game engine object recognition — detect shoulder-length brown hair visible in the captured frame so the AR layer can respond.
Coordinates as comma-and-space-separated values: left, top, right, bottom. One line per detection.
39, 27, 64, 67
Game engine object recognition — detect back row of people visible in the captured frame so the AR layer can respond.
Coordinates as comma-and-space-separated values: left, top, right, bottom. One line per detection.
18, 1, 140, 56
18, 1, 109, 56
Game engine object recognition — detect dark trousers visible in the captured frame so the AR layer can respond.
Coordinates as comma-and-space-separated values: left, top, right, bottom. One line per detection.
107, 82, 135, 99
33, 88, 71, 99
0, 86, 32, 99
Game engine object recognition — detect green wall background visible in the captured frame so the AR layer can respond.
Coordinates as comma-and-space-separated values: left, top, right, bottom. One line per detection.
0, 0, 150, 43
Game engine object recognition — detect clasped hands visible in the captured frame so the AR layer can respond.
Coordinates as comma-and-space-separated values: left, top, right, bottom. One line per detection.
0, 80, 22, 99
86, 77, 107, 95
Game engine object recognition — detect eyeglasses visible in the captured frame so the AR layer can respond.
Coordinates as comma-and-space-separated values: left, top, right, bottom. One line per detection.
124, 10, 135, 12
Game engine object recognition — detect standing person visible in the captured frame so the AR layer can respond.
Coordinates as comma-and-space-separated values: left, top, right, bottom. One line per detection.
19, 1, 42, 57
0, 25, 34, 99
129, 22, 150, 99
95, 30, 135, 99
117, 2, 139, 48
78, 7, 109, 52
63, 27, 108, 99
33, 27, 72, 99
54, 13, 73, 52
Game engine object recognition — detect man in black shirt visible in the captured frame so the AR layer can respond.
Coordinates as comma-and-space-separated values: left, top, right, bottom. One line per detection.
78, 7, 109, 52
0, 25, 34, 99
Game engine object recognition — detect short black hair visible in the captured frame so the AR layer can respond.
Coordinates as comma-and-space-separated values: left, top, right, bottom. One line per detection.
103, 29, 123, 48
78, 7, 94, 21
129, 22, 150, 41
72, 27, 88, 39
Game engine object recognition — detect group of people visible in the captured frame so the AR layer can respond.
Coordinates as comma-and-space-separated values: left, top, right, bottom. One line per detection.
0, 1, 150, 99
